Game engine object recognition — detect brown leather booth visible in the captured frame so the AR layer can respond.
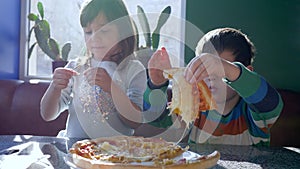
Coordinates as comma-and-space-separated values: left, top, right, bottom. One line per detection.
0, 79, 67, 136
0, 79, 299, 147
270, 89, 300, 147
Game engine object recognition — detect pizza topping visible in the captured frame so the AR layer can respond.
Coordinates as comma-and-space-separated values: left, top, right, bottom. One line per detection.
69, 136, 187, 164
69, 140, 98, 159
100, 141, 118, 153
197, 80, 217, 111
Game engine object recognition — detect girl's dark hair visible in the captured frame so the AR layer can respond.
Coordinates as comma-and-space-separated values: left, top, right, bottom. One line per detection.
197, 28, 256, 66
80, 0, 136, 64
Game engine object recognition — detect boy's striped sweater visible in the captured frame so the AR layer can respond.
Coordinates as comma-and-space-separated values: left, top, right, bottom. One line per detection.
143, 62, 283, 146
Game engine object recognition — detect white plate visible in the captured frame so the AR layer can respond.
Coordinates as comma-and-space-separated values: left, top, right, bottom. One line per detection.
64, 150, 202, 168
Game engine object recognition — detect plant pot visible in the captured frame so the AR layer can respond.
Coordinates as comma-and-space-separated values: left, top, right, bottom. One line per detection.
52, 60, 68, 72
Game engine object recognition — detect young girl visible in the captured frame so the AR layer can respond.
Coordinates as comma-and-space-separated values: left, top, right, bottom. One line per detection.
40, 0, 147, 138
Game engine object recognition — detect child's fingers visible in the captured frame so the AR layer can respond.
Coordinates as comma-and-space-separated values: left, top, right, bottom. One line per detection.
60, 68, 80, 76
161, 47, 170, 58
184, 59, 197, 81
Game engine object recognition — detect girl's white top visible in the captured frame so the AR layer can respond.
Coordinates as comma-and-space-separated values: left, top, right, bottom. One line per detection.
57, 57, 147, 139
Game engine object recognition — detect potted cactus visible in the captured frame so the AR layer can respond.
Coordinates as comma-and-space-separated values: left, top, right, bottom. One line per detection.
135, 5, 171, 67
27, 1, 71, 72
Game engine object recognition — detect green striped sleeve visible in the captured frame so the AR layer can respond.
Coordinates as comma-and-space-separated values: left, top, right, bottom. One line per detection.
225, 62, 261, 98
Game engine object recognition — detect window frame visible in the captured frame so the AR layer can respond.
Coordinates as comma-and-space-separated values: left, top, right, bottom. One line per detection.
19, 0, 31, 81
19, 0, 186, 81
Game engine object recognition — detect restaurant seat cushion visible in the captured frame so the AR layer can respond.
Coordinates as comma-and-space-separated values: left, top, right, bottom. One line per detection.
0, 79, 67, 136
1, 79, 299, 147
270, 89, 300, 147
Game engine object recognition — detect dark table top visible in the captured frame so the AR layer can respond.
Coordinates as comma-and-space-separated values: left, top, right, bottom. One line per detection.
0, 135, 299, 169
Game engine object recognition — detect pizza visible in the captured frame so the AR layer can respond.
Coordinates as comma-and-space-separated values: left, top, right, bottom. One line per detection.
163, 68, 217, 126
68, 136, 220, 169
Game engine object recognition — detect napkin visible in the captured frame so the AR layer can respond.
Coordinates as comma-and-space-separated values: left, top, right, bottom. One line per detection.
0, 142, 52, 169
0, 155, 50, 169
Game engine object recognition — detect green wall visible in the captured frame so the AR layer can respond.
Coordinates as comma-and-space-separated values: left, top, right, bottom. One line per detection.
185, 0, 300, 92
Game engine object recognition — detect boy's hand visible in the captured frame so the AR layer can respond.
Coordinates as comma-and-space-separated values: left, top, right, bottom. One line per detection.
148, 47, 172, 86
84, 67, 112, 93
184, 53, 241, 84
52, 68, 78, 90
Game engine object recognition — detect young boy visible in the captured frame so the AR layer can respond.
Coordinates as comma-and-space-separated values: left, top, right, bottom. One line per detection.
143, 27, 283, 146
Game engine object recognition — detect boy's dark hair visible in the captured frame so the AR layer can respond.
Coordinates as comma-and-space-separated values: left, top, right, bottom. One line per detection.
80, 0, 136, 64
196, 28, 256, 66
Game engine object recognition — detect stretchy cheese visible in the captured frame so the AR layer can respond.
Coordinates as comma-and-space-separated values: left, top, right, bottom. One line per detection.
163, 68, 217, 126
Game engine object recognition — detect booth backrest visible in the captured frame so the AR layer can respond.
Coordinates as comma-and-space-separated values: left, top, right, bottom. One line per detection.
0, 79, 67, 136
270, 89, 300, 147
0, 79, 299, 147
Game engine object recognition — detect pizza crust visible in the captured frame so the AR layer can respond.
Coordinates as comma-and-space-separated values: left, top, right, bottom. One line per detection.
71, 150, 220, 169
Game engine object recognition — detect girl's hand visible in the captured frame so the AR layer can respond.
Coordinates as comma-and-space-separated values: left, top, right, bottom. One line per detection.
84, 67, 112, 93
148, 47, 172, 86
52, 68, 78, 90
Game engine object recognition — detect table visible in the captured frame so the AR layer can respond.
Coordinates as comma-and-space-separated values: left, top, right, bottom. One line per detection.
189, 143, 300, 169
0, 135, 299, 169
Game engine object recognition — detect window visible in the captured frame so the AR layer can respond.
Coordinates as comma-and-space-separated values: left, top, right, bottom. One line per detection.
20, 0, 186, 80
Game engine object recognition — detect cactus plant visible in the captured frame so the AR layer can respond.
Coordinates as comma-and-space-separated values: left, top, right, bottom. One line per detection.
137, 5, 171, 51
27, 1, 71, 62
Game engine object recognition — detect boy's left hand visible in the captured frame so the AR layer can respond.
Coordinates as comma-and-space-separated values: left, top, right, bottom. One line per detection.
184, 53, 241, 84
84, 67, 112, 93
184, 53, 226, 84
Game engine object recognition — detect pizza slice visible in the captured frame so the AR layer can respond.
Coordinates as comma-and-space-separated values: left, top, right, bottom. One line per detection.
197, 80, 217, 111
163, 68, 217, 126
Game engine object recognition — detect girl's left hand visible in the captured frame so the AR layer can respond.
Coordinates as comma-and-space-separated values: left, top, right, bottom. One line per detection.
84, 67, 112, 93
